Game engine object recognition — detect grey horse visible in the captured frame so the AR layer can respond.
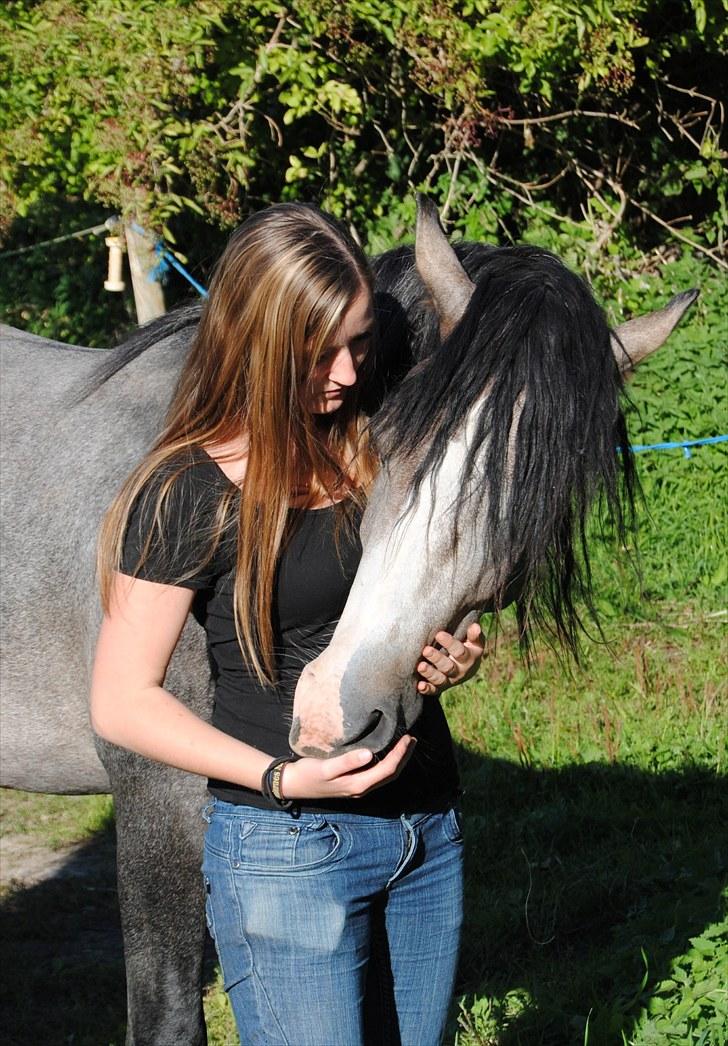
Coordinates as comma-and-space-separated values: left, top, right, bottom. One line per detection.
0, 199, 697, 1043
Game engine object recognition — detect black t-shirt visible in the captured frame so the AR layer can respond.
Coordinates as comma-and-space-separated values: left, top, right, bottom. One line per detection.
121, 447, 459, 814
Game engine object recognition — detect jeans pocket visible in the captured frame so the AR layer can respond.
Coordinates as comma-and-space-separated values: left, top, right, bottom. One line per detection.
232, 817, 345, 875
442, 806, 464, 844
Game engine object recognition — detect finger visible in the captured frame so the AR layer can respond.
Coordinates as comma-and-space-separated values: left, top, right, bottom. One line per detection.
421, 647, 457, 675
351, 736, 416, 793
337, 738, 410, 792
322, 748, 374, 780
445, 640, 468, 662
417, 661, 448, 686
432, 632, 468, 661
465, 623, 485, 650
417, 679, 437, 694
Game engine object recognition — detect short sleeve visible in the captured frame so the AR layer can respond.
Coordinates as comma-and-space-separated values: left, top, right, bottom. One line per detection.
120, 457, 235, 590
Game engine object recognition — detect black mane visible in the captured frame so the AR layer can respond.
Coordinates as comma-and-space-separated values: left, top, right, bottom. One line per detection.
82, 300, 203, 397
373, 243, 637, 657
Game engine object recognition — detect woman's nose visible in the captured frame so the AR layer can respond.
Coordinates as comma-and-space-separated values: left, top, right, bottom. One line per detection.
330, 347, 357, 386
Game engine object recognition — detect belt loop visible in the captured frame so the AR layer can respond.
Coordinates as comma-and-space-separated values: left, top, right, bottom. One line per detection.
201, 797, 215, 824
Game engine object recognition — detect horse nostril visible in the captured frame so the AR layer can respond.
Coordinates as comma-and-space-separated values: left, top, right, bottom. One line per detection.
347, 710, 383, 745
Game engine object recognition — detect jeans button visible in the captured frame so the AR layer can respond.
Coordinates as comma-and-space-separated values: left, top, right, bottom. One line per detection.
289, 826, 300, 835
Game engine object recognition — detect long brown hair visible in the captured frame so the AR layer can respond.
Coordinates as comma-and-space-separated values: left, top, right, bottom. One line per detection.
99, 203, 379, 683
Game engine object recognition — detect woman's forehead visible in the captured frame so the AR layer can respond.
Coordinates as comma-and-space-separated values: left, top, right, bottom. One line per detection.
338, 288, 374, 337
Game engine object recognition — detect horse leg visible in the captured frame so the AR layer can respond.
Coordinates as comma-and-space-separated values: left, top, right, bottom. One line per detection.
111, 758, 209, 1046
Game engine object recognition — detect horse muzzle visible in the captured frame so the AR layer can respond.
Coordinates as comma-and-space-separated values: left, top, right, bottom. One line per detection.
289, 704, 406, 758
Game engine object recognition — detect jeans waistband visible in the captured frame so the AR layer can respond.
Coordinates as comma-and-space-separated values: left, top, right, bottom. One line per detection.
205, 793, 459, 825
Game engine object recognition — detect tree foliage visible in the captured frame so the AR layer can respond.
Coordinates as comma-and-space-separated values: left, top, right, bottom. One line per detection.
1, 0, 725, 268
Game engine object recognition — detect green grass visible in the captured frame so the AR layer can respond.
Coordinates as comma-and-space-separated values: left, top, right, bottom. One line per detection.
0, 791, 114, 848
447, 610, 726, 1045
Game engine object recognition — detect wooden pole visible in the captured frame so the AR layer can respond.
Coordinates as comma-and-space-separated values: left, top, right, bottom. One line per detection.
125, 224, 166, 324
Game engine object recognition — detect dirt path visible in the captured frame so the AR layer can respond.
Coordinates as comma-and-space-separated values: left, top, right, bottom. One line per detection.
0, 831, 116, 887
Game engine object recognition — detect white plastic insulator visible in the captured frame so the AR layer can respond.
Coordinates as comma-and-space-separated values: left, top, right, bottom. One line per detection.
104, 235, 125, 292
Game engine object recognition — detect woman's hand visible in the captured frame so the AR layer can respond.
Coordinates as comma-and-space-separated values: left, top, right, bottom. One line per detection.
416, 623, 485, 695
281, 735, 416, 800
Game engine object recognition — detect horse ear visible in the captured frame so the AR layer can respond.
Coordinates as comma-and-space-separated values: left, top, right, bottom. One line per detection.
415, 194, 475, 338
611, 289, 699, 374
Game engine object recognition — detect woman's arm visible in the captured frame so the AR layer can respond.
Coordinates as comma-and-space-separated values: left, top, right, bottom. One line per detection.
91, 572, 414, 799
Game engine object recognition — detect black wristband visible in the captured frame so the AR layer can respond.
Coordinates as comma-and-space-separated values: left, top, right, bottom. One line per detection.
261, 756, 295, 810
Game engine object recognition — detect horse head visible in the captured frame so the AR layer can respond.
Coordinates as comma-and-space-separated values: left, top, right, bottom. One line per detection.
290, 196, 698, 757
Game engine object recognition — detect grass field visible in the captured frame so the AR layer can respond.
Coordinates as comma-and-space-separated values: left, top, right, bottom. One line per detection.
1, 251, 726, 1044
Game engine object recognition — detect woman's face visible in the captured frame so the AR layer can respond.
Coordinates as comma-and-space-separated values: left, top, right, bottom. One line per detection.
305, 288, 374, 415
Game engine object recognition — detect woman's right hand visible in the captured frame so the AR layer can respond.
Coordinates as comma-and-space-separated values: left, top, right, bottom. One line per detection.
281, 736, 416, 800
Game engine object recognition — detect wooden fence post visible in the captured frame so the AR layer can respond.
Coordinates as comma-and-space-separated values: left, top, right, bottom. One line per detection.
125, 224, 166, 324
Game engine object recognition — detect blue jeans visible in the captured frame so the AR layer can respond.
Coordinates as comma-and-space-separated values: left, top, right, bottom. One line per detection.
202, 799, 464, 1045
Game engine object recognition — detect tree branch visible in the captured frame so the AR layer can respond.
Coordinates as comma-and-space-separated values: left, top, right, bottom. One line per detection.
496, 109, 640, 131
475, 161, 585, 229
628, 197, 728, 271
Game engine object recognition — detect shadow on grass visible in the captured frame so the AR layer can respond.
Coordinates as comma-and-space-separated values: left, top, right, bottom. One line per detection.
455, 752, 727, 1045
0, 810, 124, 1046
0, 805, 221, 1046
1, 757, 725, 1045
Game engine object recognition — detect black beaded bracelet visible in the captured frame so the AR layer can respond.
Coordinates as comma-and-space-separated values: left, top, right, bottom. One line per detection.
261, 756, 295, 810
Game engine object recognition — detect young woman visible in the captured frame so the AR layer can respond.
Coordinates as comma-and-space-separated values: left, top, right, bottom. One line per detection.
91, 203, 484, 1045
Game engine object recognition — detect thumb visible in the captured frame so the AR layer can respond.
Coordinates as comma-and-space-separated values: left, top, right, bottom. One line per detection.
324, 748, 374, 779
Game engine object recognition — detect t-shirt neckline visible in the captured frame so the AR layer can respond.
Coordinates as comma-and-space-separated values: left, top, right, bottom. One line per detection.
194, 445, 339, 513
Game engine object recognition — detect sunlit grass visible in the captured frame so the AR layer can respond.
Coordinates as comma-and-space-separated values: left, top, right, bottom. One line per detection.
0, 792, 114, 849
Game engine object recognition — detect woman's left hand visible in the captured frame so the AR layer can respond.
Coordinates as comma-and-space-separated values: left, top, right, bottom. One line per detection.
416, 623, 485, 695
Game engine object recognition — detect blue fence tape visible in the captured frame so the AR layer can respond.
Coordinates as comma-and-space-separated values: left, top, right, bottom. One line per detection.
130, 222, 209, 298
620, 434, 728, 459
153, 242, 209, 298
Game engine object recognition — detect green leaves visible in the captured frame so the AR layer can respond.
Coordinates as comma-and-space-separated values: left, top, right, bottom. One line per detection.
2, 0, 725, 260
631, 926, 728, 1042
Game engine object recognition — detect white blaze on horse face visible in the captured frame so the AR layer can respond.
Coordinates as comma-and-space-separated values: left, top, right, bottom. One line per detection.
291, 403, 491, 757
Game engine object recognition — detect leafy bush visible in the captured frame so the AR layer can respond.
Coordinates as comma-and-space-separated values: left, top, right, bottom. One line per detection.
1, 0, 725, 259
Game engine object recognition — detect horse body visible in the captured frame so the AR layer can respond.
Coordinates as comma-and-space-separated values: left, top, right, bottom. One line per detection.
2, 328, 111, 792
0, 200, 697, 1044
1, 318, 213, 1044
0, 324, 200, 791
